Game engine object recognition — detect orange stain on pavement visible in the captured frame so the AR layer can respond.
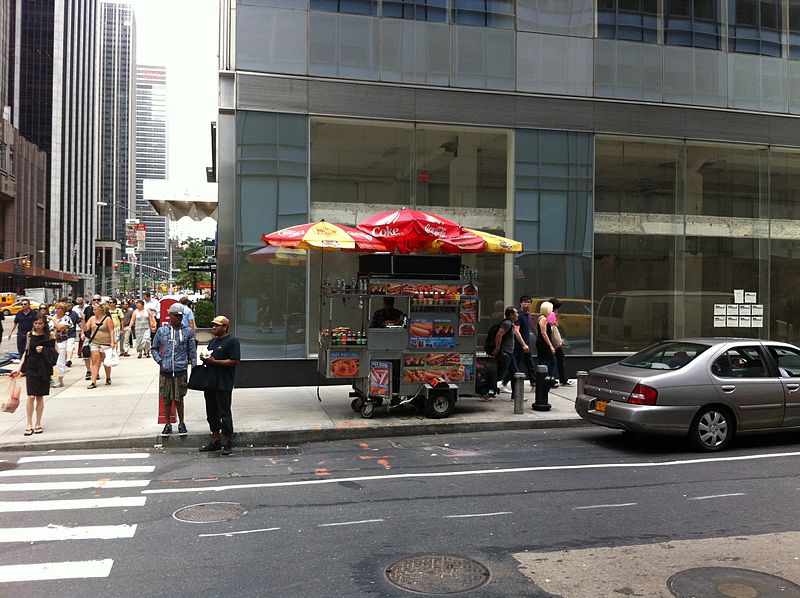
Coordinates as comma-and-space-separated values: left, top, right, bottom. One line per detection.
376, 459, 391, 470
315, 468, 331, 476
358, 455, 395, 461
358, 442, 370, 449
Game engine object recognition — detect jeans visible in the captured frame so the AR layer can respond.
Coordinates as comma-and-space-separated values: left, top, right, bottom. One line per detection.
204, 389, 234, 438
496, 352, 518, 389
503, 348, 534, 385
554, 346, 567, 383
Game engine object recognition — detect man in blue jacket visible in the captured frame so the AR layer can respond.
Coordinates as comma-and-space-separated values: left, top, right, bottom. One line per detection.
152, 303, 197, 437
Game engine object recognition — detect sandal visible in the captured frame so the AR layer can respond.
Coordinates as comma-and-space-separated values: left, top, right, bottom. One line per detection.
23, 428, 33, 436
105, 379, 111, 385
87, 383, 97, 389
34, 427, 43, 434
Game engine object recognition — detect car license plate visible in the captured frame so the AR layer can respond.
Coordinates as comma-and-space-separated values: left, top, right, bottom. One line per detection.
595, 400, 607, 413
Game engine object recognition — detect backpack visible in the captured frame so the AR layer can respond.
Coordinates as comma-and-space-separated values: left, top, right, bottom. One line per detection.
484, 322, 503, 355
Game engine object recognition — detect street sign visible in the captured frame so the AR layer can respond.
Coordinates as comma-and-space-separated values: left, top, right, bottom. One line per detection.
135, 223, 146, 251
119, 263, 130, 274
187, 262, 217, 272
125, 219, 139, 249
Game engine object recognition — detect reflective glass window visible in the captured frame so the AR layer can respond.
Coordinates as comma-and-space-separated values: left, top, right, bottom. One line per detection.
728, 0, 782, 57
383, 0, 447, 21
712, 346, 769, 378
597, 0, 658, 43
451, 0, 515, 29
310, 0, 378, 15
790, 0, 800, 59
664, 0, 721, 49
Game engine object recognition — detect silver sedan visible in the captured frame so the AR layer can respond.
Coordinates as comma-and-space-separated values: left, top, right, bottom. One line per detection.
575, 339, 800, 451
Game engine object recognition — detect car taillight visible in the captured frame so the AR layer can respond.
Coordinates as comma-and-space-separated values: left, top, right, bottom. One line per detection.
628, 383, 658, 405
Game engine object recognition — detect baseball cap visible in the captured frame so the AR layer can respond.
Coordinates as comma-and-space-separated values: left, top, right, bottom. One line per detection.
92, 294, 101, 301
168, 304, 184, 315
211, 315, 229, 326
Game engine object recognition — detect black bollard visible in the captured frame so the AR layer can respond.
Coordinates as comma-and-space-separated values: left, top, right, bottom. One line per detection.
532, 364, 552, 411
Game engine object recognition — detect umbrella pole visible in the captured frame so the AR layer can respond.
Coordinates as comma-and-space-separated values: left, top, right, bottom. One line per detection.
316, 250, 325, 402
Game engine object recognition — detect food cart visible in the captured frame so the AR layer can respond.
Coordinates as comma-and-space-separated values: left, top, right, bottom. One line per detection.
318, 254, 481, 419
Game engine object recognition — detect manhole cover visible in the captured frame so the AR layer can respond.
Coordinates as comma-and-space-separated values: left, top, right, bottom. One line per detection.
385, 554, 491, 595
667, 567, 800, 598
172, 502, 246, 523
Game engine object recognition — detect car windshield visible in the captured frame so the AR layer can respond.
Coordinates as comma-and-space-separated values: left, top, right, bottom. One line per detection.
619, 341, 711, 370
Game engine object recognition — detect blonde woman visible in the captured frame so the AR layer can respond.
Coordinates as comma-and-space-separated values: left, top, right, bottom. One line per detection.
535, 301, 557, 377
83, 301, 116, 389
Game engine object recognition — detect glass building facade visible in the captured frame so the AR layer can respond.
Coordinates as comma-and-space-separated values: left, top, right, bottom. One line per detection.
220, 1, 800, 379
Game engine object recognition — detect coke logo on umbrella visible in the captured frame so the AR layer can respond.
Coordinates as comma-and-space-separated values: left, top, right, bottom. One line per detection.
423, 224, 447, 237
317, 224, 339, 236
499, 240, 513, 249
371, 226, 401, 237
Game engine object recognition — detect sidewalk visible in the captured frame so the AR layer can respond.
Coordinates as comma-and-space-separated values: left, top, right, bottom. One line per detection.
0, 344, 585, 451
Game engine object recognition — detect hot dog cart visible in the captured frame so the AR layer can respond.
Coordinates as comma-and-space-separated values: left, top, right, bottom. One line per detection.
318, 254, 481, 419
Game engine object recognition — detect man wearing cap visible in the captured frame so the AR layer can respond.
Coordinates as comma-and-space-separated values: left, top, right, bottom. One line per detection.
151, 303, 197, 437
199, 315, 240, 455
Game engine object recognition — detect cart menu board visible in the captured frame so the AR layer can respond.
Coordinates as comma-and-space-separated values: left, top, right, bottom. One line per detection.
402, 353, 475, 384
459, 298, 477, 336
328, 350, 361, 378
369, 361, 391, 399
408, 318, 456, 349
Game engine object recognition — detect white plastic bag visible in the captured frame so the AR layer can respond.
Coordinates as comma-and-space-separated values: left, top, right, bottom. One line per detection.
103, 348, 120, 367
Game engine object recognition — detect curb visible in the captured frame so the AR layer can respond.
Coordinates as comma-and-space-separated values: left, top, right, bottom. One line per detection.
0, 417, 590, 452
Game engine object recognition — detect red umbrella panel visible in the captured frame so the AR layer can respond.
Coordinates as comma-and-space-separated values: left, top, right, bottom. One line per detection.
262, 221, 388, 252
356, 208, 462, 253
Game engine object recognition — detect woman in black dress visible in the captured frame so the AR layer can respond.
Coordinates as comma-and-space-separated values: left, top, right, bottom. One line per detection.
15, 314, 56, 435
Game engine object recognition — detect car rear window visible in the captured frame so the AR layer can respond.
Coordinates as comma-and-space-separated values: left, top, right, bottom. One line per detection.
619, 342, 711, 370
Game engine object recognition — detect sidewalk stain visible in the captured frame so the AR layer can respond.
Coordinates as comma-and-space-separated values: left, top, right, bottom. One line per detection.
376, 459, 391, 470
315, 467, 330, 476
358, 442, 370, 449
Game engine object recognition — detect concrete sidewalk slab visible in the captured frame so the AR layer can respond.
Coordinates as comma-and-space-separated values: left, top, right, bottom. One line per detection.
0, 346, 585, 451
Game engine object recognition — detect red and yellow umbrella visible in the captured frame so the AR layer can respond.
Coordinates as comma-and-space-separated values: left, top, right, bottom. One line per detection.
356, 208, 462, 253
262, 221, 388, 252
432, 228, 523, 253
245, 246, 307, 266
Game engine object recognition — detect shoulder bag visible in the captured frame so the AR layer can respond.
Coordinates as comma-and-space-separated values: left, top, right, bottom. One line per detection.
188, 364, 215, 391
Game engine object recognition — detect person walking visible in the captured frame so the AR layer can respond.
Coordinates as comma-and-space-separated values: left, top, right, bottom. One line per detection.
50, 303, 73, 388
198, 315, 240, 455
500, 295, 534, 394
119, 300, 134, 356
64, 299, 80, 367
144, 291, 160, 327
131, 299, 155, 358
83, 301, 116, 389
14, 314, 57, 436
492, 306, 522, 395
535, 301, 558, 381
7, 298, 38, 356
548, 298, 575, 387
151, 303, 196, 437
81, 295, 100, 380
107, 298, 125, 354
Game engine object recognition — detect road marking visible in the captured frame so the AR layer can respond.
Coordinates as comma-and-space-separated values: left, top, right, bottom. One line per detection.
198, 527, 281, 538
0, 524, 137, 542
0, 559, 114, 582
0, 480, 151, 492
0, 496, 146, 512
17, 453, 150, 463
317, 519, 384, 527
142, 450, 800, 495
574, 502, 638, 510
446, 511, 512, 519
688, 493, 746, 501
0, 466, 154, 477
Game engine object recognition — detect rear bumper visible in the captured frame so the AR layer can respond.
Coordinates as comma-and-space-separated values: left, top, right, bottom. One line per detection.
574, 395, 698, 435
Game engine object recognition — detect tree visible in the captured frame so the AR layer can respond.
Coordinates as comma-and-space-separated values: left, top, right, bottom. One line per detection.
175, 237, 211, 291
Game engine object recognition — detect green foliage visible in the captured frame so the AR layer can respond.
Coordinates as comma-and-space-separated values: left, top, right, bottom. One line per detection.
194, 299, 214, 328
175, 237, 212, 291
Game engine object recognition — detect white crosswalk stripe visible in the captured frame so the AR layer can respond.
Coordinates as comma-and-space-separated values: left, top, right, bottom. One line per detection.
0, 452, 153, 584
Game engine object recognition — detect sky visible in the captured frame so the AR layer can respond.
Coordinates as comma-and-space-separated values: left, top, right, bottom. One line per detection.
130, 0, 219, 242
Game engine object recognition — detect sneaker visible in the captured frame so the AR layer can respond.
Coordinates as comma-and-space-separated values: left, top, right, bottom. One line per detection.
178, 422, 188, 436
221, 444, 233, 456
563, 379, 576, 386
499, 386, 512, 394
161, 423, 172, 437
66, 360, 72, 368
199, 440, 221, 452
85, 371, 91, 380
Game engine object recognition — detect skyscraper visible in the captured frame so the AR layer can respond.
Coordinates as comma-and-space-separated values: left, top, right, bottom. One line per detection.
135, 64, 169, 274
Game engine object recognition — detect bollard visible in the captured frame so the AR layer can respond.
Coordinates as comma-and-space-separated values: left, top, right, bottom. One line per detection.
512, 372, 525, 414
576, 370, 588, 396
532, 364, 552, 411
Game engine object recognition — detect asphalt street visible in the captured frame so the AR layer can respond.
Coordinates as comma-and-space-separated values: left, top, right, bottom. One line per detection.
1, 427, 800, 597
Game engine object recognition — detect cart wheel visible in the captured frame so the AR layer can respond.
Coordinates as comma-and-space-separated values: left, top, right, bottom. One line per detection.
425, 391, 455, 419
350, 397, 363, 412
360, 401, 375, 419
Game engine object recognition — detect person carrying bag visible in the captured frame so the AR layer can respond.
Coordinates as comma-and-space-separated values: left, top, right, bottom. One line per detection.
82, 315, 107, 359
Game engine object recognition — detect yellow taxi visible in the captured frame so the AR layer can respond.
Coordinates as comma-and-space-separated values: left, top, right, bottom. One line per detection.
2, 301, 41, 317
532, 298, 593, 339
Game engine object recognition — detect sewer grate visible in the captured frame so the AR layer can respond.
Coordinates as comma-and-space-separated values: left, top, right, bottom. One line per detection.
667, 567, 800, 598
237, 447, 301, 456
172, 502, 246, 524
385, 554, 491, 595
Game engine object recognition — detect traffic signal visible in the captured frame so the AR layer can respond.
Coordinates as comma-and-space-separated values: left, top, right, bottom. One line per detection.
114, 263, 119, 271
21, 258, 31, 268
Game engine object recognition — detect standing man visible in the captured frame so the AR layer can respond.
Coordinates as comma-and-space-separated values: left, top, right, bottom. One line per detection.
7, 298, 38, 356
143, 291, 161, 328
178, 296, 196, 331
151, 303, 196, 437
199, 315, 240, 456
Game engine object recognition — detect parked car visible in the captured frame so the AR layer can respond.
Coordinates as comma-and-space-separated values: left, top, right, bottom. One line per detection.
575, 338, 800, 452
2, 300, 41, 317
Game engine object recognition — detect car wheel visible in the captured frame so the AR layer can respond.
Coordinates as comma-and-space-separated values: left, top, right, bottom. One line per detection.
1, 309, 8, 317
690, 406, 734, 452
425, 391, 455, 419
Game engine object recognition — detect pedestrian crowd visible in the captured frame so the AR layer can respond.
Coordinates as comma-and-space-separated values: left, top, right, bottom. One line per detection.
486, 296, 575, 403
3, 292, 238, 453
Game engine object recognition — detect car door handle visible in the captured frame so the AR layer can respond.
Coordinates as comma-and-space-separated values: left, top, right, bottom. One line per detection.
721, 385, 736, 393
787, 383, 800, 392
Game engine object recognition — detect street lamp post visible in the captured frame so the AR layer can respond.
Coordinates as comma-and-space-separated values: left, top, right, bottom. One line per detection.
97, 201, 142, 297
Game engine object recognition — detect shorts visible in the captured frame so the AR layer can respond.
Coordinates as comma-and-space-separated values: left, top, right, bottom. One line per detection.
91, 343, 112, 353
65, 337, 76, 352
160, 374, 188, 404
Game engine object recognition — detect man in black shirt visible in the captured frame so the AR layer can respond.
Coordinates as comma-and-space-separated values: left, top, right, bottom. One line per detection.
370, 297, 406, 328
7, 298, 38, 356
199, 315, 241, 456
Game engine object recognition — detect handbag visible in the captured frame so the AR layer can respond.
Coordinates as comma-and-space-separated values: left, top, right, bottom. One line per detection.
82, 316, 108, 358
44, 346, 59, 368
551, 324, 563, 348
0, 378, 21, 413
187, 364, 215, 391
103, 347, 120, 367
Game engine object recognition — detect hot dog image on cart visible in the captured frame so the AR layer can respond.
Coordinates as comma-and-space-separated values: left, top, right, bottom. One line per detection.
262, 209, 522, 420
